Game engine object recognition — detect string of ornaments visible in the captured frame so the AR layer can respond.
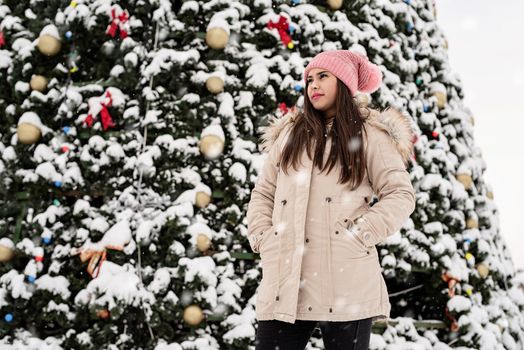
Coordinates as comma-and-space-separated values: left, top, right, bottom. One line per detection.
441, 237, 490, 332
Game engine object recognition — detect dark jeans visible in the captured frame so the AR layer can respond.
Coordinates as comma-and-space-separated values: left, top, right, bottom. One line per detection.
255, 317, 373, 350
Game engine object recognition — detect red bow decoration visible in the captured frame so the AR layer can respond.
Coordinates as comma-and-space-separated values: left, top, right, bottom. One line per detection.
444, 306, 460, 332
441, 271, 460, 297
83, 90, 116, 130
71, 244, 124, 278
278, 102, 289, 115
106, 6, 130, 39
278, 102, 296, 116
0, 31, 5, 48
267, 15, 293, 48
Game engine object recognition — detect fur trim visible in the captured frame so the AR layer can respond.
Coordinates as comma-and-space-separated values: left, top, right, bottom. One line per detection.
259, 106, 415, 166
361, 106, 415, 166
260, 109, 299, 153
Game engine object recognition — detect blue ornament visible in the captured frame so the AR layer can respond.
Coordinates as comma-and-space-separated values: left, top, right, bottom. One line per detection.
292, 0, 301, 4
407, 22, 414, 33
403, 0, 411, 4
42, 237, 52, 244
65, 31, 73, 39
423, 104, 429, 112
53, 199, 60, 206
4, 313, 13, 323
294, 84, 302, 92
53, 181, 62, 188
27, 275, 36, 283
289, 25, 295, 34
63, 126, 71, 134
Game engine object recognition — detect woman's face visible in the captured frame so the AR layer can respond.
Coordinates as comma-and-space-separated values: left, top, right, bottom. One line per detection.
306, 68, 338, 119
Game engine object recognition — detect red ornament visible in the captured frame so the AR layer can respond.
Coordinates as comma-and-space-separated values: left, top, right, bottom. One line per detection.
0, 31, 5, 48
61, 145, 69, 153
431, 130, 439, 138
82, 90, 116, 131
444, 306, 459, 332
278, 102, 289, 115
35, 255, 44, 262
267, 15, 293, 48
441, 271, 460, 297
97, 308, 110, 319
277, 103, 297, 117
106, 6, 130, 39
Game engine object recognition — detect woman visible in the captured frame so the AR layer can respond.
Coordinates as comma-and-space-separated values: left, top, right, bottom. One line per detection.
246, 50, 417, 350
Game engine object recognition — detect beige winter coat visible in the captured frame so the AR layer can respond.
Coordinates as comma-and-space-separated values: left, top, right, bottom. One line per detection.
246, 106, 417, 324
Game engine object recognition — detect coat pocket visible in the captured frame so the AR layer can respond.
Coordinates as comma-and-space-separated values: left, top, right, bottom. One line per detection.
271, 186, 294, 249
329, 195, 372, 259
257, 245, 279, 303
331, 252, 381, 305
257, 224, 275, 254
332, 219, 370, 260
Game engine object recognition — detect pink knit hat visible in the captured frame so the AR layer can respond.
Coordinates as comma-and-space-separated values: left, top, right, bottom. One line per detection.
303, 50, 383, 97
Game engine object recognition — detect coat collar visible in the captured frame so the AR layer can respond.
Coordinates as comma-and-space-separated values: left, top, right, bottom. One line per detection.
260, 106, 415, 166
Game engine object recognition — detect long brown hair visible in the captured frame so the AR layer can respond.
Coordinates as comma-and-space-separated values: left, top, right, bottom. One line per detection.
279, 78, 369, 191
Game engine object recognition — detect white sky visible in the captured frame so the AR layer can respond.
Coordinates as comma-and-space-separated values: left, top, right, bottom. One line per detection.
436, 0, 524, 271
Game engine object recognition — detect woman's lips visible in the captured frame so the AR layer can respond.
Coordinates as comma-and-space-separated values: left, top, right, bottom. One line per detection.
312, 94, 323, 100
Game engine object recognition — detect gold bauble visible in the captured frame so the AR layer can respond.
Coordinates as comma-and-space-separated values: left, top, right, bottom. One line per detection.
199, 134, 224, 159
0, 245, 14, 262
326, 0, 343, 10
183, 304, 204, 326
469, 115, 475, 125
487, 191, 494, 200
195, 191, 211, 208
456, 173, 473, 190
37, 34, 62, 56
205, 76, 224, 94
466, 218, 478, 229
444, 38, 448, 50
30, 75, 48, 92
433, 91, 447, 108
17, 123, 41, 144
196, 234, 211, 252
205, 27, 229, 49
476, 263, 489, 278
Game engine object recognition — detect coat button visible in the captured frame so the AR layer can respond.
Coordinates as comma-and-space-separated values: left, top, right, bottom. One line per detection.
308, 306, 312, 311
305, 238, 309, 243
344, 219, 348, 223
276, 296, 279, 301
325, 197, 331, 202
335, 230, 339, 234
276, 161, 280, 167
281, 199, 287, 205
329, 308, 332, 313
363, 232, 371, 240
274, 231, 278, 235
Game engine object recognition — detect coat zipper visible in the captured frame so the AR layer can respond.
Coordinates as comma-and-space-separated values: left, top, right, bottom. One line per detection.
326, 197, 334, 309
275, 198, 285, 302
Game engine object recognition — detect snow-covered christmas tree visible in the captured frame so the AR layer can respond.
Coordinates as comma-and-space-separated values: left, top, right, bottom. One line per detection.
0, 0, 523, 349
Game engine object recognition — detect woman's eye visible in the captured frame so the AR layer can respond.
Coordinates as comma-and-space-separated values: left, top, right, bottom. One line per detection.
307, 74, 326, 83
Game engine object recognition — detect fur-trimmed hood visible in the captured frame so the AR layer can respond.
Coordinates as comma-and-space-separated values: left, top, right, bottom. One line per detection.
259, 106, 415, 166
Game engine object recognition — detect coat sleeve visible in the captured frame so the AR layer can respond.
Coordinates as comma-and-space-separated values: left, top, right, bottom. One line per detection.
352, 126, 416, 248
245, 135, 281, 253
